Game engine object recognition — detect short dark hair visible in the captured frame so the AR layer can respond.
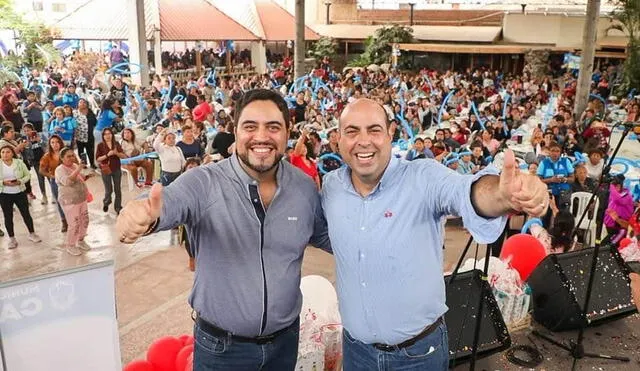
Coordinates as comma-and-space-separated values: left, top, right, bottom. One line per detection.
548, 141, 562, 150
414, 137, 424, 143
234, 89, 291, 129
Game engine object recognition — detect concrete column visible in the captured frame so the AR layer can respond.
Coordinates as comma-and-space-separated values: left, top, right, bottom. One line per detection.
153, 29, 162, 76
127, 0, 149, 86
294, 0, 305, 78
251, 41, 267, 74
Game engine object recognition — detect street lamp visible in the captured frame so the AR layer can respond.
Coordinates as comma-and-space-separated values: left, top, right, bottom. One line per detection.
521, 4, 527, 14
324, 1, 332, 25
408, 2, 416, 26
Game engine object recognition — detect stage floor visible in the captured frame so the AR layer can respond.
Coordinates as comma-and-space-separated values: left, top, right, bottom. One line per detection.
1, 172, 638, 370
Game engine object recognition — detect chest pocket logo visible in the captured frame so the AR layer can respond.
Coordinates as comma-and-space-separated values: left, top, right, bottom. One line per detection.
288, 217, 298, 221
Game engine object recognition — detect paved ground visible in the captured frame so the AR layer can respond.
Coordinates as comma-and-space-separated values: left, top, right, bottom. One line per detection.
1, 172, 638, 370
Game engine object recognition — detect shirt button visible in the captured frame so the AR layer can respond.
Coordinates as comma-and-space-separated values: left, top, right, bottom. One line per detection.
360, 253, 365, 259
253, 199, 258, 203
360, 227, 365, 231
252, 180, 257, 185
361, 281, 366, 287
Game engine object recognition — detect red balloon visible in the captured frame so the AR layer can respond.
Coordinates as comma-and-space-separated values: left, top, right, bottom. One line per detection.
178, 334, 194, 346
500, 233, 547, 281
619, 238, 632, 250
123, 360, 155, 371
147, 336, 184, 371
175, 345, 194, 371
184, 352, 194, 371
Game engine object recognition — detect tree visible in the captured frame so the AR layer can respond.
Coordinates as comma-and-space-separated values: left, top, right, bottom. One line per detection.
348, 25, 414, 67
294, 0, 305, 78
308, 36, 337, 61
611, 0, 640, 95
0, 0, 59, 69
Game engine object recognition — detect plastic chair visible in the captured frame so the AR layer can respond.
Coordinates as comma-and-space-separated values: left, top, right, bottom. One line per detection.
570, 191, 600, 247
121, 167, 135, 191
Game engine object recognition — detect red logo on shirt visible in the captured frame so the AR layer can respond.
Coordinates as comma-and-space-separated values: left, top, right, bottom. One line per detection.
384, 210, 393, 218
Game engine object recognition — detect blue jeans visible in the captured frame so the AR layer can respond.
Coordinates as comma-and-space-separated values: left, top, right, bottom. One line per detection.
193, 320, 299, 371
342, 322, 449, 371
160, 170, 180, 186
48, 178, 66, 222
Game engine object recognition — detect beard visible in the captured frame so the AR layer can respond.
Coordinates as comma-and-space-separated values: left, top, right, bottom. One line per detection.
237, 142, 283, 174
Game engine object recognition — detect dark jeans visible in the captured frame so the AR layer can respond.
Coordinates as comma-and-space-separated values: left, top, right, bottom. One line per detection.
193, 321, 299, 371
48, 178, 66, 222
343, 322, 449, 371
101, 169, 122, 212
160, 170, 180, 186
0, 192, 35, 237
34, 164, 46, 197
77, 139, 96, 167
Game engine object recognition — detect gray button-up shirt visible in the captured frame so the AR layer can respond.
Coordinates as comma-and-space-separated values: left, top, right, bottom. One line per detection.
154, 154, 331, 337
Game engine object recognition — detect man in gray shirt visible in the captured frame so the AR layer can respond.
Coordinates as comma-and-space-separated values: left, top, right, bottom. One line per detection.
116, 89, 331, 370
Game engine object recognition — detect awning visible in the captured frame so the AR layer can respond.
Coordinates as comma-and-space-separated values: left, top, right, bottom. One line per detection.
53, 0, 259, 41
397, 43, 568, 54
597, 36, 628, 49
595, 51, 627, 59
159, 0, 259, 41
254, 0, 320, 41
53, 0, 158, 40
313, 24, 501, 43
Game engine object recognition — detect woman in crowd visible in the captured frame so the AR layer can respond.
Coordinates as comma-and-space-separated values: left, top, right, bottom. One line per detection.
0, 145, 41, 249
120, 128, 154, 187
75, 98, 97, 169
572, 164, 597, 193
480, 128, 500, 156
585, 148, 604, 181
39, 135, 67, 231
289, 129, 320, 190
95, 98, 122, 145
55, 147, 92, 256
153, 127, 185, 186
0, 93, 23, 131
48, 106, 76, 148
530, 196, 577, 254
95, 128, 126, 214
192, 120, 208, 155
604, 174, 634, 241
176, 124, 203, 159
22, 123, 47, 203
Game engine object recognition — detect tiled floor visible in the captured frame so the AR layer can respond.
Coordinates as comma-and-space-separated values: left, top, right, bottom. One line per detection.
1, 173, 638, 370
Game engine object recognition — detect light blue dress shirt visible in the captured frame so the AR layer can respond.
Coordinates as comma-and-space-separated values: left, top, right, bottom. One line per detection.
321, 155, 507, 345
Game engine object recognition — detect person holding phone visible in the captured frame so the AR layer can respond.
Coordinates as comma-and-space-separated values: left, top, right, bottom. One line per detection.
0, 145, 41, 249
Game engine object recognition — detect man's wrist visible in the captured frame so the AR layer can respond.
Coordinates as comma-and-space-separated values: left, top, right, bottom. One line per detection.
143, 218, 160, 236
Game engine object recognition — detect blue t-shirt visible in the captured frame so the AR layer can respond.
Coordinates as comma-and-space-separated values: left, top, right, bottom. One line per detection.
537, 156, 574, 195
96, 109, 117, 131
62, 93, 80, 109
48, 117, 76, 143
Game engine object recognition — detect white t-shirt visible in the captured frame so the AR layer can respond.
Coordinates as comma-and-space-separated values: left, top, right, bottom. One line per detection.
2, 162, 21, 194
585, 159, 604, 180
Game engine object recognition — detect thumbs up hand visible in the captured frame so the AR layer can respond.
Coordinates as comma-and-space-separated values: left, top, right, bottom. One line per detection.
116, 183, 164, 243
499, 149, 549, 217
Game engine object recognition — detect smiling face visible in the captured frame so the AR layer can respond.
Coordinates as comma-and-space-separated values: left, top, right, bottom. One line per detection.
339, 99, 393, 187
234, 100, 288, 178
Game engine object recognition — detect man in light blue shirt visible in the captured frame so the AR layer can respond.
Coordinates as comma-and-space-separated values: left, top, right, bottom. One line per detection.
322, 98, 549, 370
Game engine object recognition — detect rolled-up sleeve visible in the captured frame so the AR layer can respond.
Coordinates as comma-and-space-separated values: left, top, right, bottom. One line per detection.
425, 162, 507, 244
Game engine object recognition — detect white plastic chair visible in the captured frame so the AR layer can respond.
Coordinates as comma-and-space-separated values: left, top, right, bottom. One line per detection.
570, 191, 600, 247
121, 167, 135, 192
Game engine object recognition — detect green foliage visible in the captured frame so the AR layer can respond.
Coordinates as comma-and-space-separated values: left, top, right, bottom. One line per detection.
308, 36, 337, 61
612, 0, 640, 94
0, 1, 60, 70
347, 25, 414, 68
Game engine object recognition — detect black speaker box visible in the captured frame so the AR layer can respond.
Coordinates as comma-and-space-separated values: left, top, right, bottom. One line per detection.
445, 269, 511, 366
528, 245, 637, 332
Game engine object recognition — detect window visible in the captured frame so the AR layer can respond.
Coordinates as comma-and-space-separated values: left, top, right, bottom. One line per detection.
32, 1, 43, 11
51, 3, 67, 12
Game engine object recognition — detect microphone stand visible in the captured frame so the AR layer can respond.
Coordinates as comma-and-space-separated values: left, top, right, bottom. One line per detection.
531, 122, 633, 370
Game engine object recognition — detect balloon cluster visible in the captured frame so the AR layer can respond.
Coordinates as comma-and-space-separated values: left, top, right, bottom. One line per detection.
123, 335, 194, 371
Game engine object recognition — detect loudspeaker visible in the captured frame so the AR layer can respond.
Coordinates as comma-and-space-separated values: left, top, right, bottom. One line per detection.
528, 245, 637, 332
445, 269, 511, 365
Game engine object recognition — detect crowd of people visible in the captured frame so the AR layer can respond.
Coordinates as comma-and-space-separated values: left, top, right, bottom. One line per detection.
1, 49, 639, 369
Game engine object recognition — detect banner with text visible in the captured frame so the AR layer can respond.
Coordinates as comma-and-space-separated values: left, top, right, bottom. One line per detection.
0, 261, 121, 371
